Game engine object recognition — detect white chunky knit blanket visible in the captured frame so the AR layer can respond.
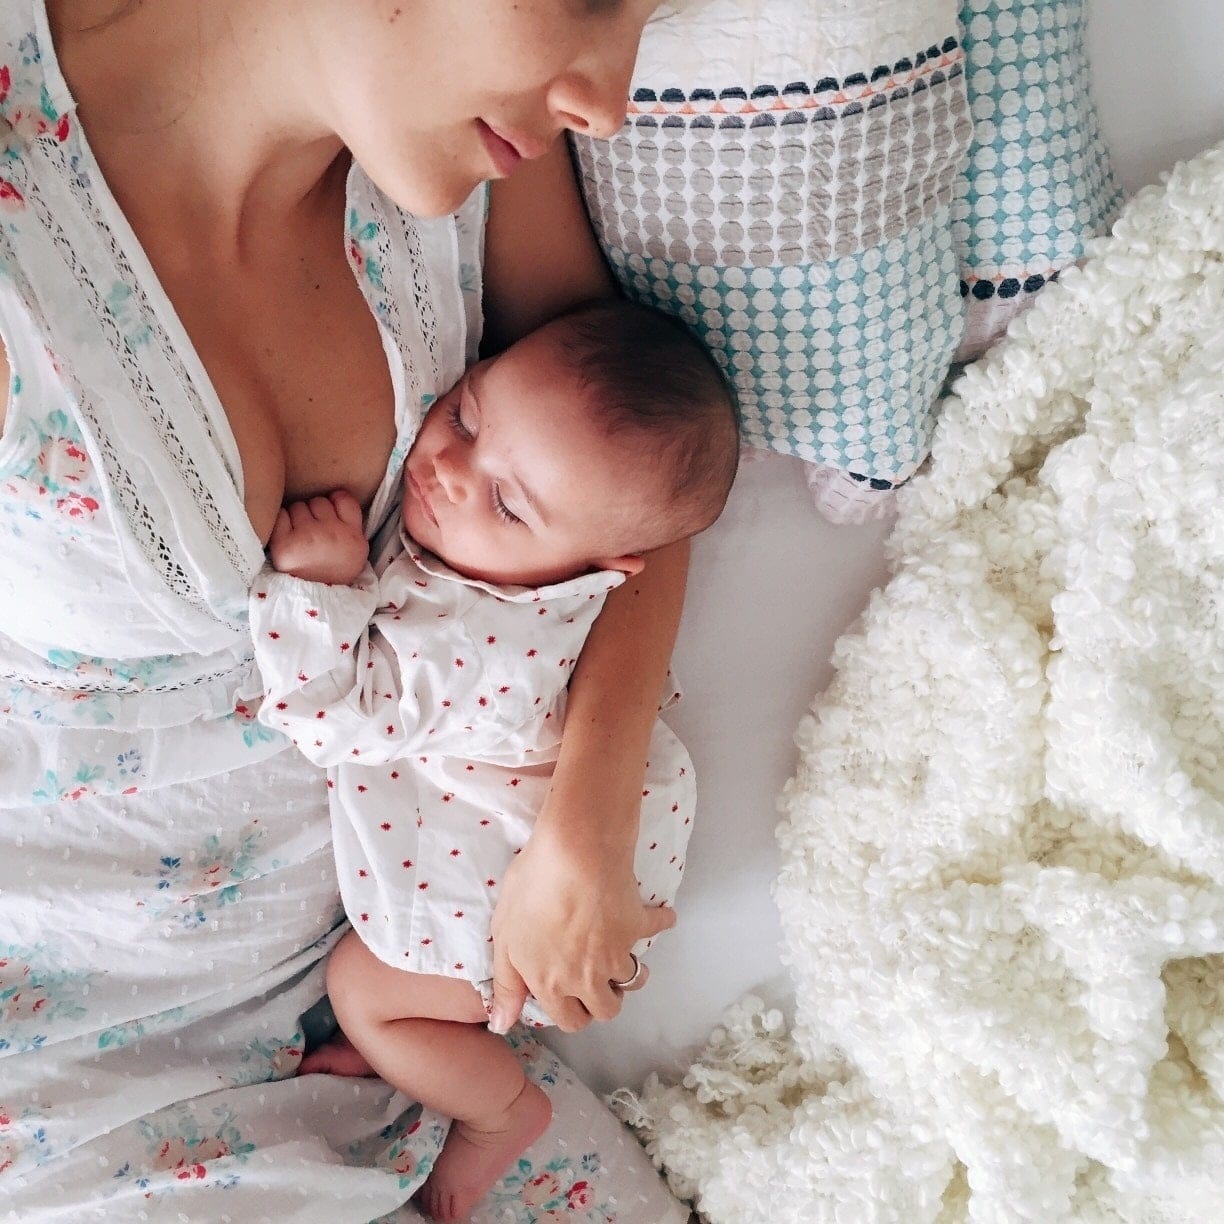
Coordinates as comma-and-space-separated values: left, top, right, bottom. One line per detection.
614, 141, 1224, 1222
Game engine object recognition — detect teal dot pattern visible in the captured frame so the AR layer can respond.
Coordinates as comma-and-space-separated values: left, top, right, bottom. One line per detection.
953, 0, 1123, 301
607, 211, 962, 481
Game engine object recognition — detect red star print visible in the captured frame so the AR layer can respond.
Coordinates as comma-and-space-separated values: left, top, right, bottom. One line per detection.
360, 913, 368, 921
380, 822, 392, 831
356, 784, 367, 793
526, 649, 537, 657
477, 696, 488, 707
454, 657, 465, 668
326, 779, 334, 789
276, 702, 287, 710
479, 819, 490, 826
386, 725, 394, 734
256, 591, 267, 600
315, 710, 326, 719
672, 803, 679, 812
486, 878, 496, 887
487, 635, 496, 644
267, 631, 280, 640
466, 764, 475, 771
340, 642, 351, 653
358, 869, 368, 878
418, 882, 429, 891
306, 609, 318, 618
421, 936, 432, 945
442, 700, 451, 707
454, 962, 464, 970
402, 859, 413, 868
350, 748, 361, 756
390, 771, 399, 779
508, 778, 520, 787
498, 685, 509, 693
449, 848, 461, 857
453, 910, 464, 918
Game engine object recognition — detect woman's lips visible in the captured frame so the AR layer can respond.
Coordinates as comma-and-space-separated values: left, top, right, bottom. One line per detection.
477, 120, 523, 178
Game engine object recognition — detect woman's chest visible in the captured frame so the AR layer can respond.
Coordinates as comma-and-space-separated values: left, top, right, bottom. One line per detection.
157, 223, 397, 545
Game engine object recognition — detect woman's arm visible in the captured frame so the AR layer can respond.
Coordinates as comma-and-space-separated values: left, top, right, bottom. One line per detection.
480, 142, 616, 356
481, 142, 690, 1032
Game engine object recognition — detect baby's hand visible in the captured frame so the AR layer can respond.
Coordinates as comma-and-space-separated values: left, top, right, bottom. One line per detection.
268, 491, 369, 585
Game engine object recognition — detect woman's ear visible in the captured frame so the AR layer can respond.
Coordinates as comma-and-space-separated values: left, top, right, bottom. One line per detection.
596, 553, 646, 576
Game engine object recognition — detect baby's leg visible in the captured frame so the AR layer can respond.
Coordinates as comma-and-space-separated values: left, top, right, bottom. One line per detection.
325, 930, 552, 1223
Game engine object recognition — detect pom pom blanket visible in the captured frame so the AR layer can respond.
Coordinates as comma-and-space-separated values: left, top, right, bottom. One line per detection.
614, 140, 1224, 1223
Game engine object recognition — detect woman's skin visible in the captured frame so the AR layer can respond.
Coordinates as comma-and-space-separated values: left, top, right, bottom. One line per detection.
30, 0, 681, 1033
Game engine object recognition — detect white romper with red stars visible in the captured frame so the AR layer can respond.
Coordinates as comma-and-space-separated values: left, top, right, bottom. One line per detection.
250, 532, 694, 1025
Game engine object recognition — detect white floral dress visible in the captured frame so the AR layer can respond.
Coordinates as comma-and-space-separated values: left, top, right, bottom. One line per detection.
250, 543, 693, 1023
0, 4, 688, 1220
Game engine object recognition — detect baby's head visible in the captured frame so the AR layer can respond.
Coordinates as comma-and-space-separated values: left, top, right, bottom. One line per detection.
403, 299, 738, 587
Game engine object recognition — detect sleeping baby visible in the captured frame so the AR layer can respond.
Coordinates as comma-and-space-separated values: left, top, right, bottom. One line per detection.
249, 298, 738, 1221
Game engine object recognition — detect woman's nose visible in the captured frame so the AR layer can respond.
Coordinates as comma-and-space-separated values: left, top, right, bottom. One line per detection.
548, 49, 637, 140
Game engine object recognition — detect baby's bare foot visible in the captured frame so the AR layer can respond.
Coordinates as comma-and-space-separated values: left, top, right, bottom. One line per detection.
417, 1079, 552, 1222
297, 1031, 376, 1078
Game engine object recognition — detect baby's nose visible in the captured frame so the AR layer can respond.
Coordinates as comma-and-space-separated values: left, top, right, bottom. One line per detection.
433, 455, 468, 503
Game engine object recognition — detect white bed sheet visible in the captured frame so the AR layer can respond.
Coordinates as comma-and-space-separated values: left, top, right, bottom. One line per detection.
545, 0, 1224, 1097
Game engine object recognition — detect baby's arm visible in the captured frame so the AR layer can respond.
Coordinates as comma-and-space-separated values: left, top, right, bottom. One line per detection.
251, 491, 415, 766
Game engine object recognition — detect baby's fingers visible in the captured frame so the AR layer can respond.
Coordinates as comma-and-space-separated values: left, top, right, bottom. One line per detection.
287, 501, 313, 530
269, 507, 292, 543
307, 495, 337, 522
330, 490, 364, 529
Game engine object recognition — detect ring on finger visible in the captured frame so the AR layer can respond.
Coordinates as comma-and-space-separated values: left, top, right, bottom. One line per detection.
609, 952, 646, 991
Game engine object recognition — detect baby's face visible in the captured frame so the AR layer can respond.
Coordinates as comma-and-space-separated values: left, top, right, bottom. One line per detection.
402, 329, 653, 587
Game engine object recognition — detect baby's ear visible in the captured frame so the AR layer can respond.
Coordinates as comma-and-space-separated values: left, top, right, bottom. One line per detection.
596, 553, 646, 576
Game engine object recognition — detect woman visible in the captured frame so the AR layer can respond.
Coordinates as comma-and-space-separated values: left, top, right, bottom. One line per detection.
0, 1, 689, 1217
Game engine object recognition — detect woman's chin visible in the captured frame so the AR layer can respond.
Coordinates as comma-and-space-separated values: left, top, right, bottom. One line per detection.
371, 164, 485, 220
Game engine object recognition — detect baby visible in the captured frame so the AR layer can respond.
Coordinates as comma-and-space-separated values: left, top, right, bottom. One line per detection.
249, 299, 738, 1221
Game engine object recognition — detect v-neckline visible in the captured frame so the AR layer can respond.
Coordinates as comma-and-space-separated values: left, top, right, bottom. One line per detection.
30, 0, 411, 568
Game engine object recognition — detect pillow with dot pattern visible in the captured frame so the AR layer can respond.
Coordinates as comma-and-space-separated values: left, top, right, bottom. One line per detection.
952, 0, 1124, 360
571, 0, 974, 524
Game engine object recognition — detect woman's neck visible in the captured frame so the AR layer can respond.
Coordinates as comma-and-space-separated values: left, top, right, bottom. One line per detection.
45, 0, 347, 252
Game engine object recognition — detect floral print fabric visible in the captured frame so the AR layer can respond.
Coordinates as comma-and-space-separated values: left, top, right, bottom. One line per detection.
0, 3, 688, 1219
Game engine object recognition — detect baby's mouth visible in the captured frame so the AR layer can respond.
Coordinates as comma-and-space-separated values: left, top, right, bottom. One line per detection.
409, 471, 439, 528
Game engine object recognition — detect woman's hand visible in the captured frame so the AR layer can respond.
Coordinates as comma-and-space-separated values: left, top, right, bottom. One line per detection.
268, 491, 368, 586
488, 820, 676, 1033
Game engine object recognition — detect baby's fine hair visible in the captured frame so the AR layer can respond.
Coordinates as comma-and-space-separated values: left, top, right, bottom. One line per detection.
548, 298, 739, 546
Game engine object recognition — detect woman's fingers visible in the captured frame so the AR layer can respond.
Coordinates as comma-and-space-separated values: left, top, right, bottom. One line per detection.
487, 944, 529, 1035
546, 995, 595, 1033
639, 904, 676, 941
